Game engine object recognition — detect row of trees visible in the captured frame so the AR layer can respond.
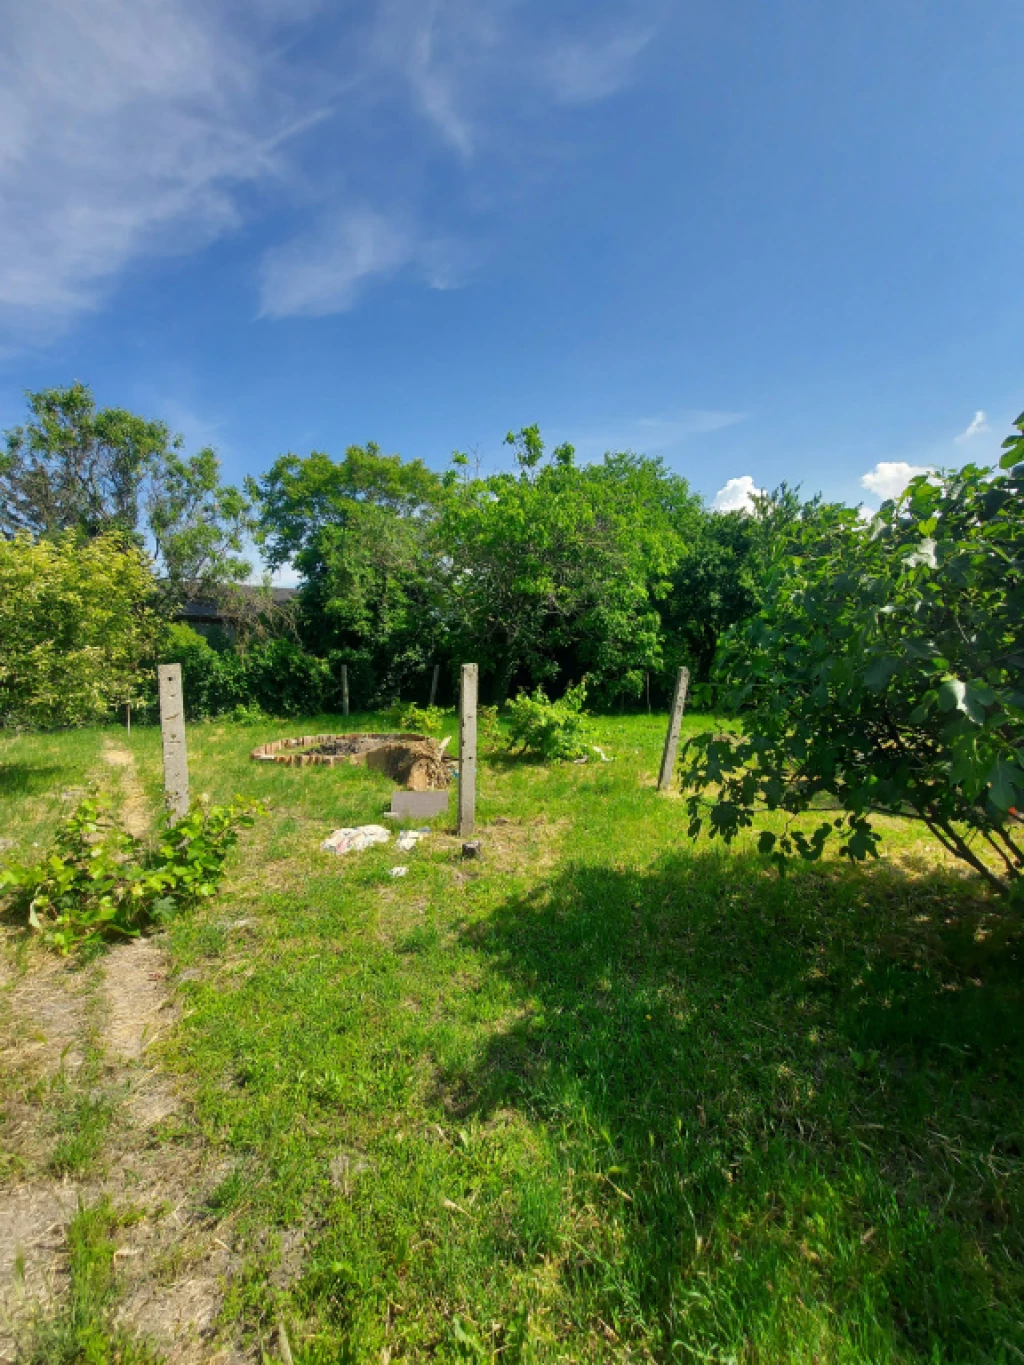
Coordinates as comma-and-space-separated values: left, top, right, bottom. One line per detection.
254, 425, 761, 707
1, 384, 765, 722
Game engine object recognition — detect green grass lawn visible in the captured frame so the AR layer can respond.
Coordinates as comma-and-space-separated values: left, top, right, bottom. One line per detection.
2, 712, 1023, 1362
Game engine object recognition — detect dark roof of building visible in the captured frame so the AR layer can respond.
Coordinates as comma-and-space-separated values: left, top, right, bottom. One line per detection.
174, 585, 299, 623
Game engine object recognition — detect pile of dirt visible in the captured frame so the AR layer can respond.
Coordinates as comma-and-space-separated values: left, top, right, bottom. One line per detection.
364, 738, 451, 791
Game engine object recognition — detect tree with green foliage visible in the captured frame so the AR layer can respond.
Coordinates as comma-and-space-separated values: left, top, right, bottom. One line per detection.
1, 383, 253, 602
0, 532, 158, 728
661, 510, 758, 683
0, 382, 171, 540
681, 418, 1024, 896
438, 428, 696, 703
252, 442, 441, 572
254, 443, 444, 701
147, 444, 253, 601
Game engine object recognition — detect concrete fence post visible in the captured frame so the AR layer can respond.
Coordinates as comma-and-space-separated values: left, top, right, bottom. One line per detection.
657, 666, 690, 792
428, 663, 440, 709
158, 663, 189, 820
341, 664, 350, 717
457, 663, 478, 836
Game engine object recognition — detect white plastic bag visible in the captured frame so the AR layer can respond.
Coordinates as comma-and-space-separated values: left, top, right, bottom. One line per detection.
320, 825, 391, 855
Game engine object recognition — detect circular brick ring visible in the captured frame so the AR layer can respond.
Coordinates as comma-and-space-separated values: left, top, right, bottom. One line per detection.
250, 732, 427, 768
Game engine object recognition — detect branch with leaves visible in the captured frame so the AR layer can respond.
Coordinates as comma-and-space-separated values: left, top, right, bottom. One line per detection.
681, 415, 1024, 899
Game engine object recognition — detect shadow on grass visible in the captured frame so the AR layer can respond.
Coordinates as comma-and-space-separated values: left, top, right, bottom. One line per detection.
444, 849, 1024, 1362
0, 763, 78, 800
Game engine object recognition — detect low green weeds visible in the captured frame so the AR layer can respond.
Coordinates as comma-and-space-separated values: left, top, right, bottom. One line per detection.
0, 793, 261, 951
46, 1021, 117, 1176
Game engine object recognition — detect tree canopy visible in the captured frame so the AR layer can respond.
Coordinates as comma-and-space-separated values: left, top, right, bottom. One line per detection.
681, 417, 1024, 896
0, 532, 158, 727
1, 383, 253, 600
0, 382, 171, 540
252, 427, 713, 705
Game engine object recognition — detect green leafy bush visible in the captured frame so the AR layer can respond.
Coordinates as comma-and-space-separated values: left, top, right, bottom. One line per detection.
0, 794, 262, 952
227, 701, 271, 725
478, 704, 501, 741
162, 625, 335, 719
681, 424, 1024, 896
0, 532, 158, 728
386, 702, 451, 734
506, 681, 588, 760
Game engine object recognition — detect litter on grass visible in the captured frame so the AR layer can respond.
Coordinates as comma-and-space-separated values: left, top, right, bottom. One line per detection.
321, 825, 391, 855
396, 828, 431, 852
390, 866, 409, 878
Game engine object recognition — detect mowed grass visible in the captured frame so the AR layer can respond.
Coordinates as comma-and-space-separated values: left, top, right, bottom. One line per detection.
2, 712, 1023, 1362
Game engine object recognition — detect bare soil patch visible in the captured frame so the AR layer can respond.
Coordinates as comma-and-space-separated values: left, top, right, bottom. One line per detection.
101, 739, 151, 840
102, 939, 175, 1064
0, 933, 252, 1363
252, 732, 453, 788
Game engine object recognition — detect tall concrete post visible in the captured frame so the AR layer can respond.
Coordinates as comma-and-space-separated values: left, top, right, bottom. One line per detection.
657, 666, 690, 791
158, 663, 189, 820
457, 663, 478, 836
341, 664, 350, 717
428, 664, 440, 709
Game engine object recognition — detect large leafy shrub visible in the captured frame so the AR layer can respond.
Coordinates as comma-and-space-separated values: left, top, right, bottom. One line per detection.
506, 680, 589, 760
0, 532, 157, 728
163, 625, 336, 719
681, 423, 1024, 897
385, 702, 452, 735
0, 794, 261, 952
161, 624, 228, 718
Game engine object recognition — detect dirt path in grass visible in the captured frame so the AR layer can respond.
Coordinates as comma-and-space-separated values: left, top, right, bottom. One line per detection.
0, 747, 250, 1362
101, 738, 151, 840
0, 945, 247, 1362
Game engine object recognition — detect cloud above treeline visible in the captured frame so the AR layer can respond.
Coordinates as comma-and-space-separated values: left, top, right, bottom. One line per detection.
955, 409, 989, 443
860, 461, 933, 500
0, 0, 662, 340
858, 410, 995, 503
712, 475, 763, 513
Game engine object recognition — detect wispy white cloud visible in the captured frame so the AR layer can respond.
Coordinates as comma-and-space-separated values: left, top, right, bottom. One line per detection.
635, 411, 747, 445
258, 208, 480, 317
369, 0, 491, 158
545, 26, 657, 104
0, 0, 662, 339
152, 397, 233, 459
713, 475, 763, 514
259, 208, 414, 318
0, 0, 331, 339
566, 410, 746, 462
955, 409, 989, 443
860, 460, 933, 500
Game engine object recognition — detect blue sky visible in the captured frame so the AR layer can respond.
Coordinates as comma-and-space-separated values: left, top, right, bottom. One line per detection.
1, 0, 1021, 564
